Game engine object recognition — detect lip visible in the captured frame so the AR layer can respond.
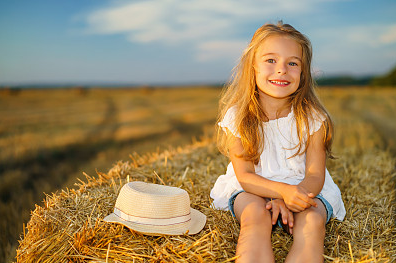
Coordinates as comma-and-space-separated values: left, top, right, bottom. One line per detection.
269, 79, 291, 86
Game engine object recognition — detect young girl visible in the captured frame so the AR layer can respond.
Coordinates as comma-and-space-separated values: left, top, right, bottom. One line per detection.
210, 22, 346, 262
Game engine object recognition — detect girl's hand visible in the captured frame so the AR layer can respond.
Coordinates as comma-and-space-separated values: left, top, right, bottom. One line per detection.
266, 199, 294, 234
281, 184, 317, 212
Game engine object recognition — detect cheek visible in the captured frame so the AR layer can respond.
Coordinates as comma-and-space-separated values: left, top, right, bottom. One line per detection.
291, 68, 302, 80
254, 64, 271, 75
254, 65, 264, 82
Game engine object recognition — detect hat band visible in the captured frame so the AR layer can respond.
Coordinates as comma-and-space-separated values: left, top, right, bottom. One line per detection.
114, 208, 191, 226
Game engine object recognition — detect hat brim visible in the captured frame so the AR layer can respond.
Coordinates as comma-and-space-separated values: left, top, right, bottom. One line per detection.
103, 208, 206, 236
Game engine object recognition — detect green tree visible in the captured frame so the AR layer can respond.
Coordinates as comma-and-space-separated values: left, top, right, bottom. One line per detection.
371, 64, 396, 87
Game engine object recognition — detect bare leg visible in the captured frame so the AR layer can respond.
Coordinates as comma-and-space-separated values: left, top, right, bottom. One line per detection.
285, 198, 327, 263
233, 192, 274, 263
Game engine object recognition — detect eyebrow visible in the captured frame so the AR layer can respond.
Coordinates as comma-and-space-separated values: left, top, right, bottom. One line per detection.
262, 53, 302, 62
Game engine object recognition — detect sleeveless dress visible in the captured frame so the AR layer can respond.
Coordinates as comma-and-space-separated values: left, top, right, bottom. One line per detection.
210, 106, 346, 221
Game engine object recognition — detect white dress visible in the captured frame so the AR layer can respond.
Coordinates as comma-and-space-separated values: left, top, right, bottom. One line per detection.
210, 106, 346, 221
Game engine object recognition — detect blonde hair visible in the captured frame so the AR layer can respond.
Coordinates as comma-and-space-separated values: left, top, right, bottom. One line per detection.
217, 21, 334, 164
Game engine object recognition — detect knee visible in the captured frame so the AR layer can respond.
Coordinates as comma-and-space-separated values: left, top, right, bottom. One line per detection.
302, 209, 326, 232
310, 207, 326, 225
240, 202, 271, 227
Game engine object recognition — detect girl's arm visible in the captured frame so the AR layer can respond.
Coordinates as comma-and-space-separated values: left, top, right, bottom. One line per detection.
298, 125, 326, 196
229, 135, 285, 199
229, 133, 317, 212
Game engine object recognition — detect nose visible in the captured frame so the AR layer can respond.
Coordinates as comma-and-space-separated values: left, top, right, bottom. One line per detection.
277, 63, 287, 75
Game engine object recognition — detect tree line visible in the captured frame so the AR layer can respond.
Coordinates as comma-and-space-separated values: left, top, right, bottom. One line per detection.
316, 64, 396, 87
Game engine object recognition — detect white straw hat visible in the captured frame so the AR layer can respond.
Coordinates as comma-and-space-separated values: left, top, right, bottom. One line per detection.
103, 181, 206, 235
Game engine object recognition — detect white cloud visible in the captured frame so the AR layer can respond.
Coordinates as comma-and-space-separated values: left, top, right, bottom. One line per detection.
346, 24, 396, 47
311, 24, 396, 75
79, 0, 396, 76
380, 25, 396, 44
196, 40, 248, 62
312, 24, 396, 52
83, 0, 322, 61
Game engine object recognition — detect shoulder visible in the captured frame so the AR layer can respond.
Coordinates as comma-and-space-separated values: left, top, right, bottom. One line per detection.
224, 105, 238, 119
307, 108, 327, 136
219, 105, 240, 138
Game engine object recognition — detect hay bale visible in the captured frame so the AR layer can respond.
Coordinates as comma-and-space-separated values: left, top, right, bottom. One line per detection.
16, 140, 395, 262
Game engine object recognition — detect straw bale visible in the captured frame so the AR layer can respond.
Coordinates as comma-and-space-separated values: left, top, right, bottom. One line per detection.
16, 140, 395, 262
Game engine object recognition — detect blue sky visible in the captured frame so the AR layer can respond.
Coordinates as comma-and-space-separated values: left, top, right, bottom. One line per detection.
1, 0, 395, 85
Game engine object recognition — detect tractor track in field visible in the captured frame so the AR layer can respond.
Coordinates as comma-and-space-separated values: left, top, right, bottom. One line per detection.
0, 96, 214, 203
0, 95, 215, 262
0, 97, 119, 201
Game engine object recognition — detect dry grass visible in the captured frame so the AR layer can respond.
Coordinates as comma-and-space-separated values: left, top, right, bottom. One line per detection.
0, 87, 220, 262
16, 138, 395, 262
10, 87, 396, 262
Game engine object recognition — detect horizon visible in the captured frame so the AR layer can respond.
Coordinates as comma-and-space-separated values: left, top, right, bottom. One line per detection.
0, 73, 382, 88
1, 0, 396, 85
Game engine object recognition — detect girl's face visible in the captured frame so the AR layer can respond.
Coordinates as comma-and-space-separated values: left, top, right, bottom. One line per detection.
253, 34, 302, 101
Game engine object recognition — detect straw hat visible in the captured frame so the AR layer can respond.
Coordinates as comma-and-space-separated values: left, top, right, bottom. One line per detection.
104, 181, 206, 235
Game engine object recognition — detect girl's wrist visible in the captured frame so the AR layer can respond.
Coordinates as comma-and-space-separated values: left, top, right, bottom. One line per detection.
278, 182, 291, 199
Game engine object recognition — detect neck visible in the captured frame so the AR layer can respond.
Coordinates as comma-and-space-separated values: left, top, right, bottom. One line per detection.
258, 91, 291, 120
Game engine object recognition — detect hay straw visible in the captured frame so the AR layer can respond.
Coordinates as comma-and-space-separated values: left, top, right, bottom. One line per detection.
16, 139, 395, 262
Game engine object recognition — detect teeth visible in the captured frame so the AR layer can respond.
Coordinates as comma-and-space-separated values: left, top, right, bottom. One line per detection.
270, 80, 289, 85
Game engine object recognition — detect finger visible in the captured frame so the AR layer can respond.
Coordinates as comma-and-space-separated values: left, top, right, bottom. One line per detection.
306, 195, 318, 207
308, 193, 318, 207
265, 201, 272, 210
285, 203, 295, 212
293, 198, 312, 210
279, 205, 289, 225
272, 205, 280, 225
288, 210, 294, 230
281, 210, 288, 225
287, 204, 303, 213
300, 192, 317, 207
295, 192, 316, 208
293, 193, 315, 209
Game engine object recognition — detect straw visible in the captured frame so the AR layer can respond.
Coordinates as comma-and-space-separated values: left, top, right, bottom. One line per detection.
16, 139, 395, 262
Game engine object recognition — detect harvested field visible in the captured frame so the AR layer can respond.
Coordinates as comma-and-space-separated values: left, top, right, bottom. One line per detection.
16, 140, 395, 262
9, 87, 396, 262
0, 87, 220, 262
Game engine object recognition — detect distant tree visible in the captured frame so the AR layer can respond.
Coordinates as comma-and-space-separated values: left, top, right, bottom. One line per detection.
315, 75, 372, 86
371, 64, 396, 87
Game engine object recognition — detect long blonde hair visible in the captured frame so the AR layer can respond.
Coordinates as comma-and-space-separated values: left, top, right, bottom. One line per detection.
217, 21, 334, 164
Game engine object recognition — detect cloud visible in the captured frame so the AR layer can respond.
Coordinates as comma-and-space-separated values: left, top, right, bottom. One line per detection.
85, 0, 252, 43
380, 25, 396, 45
312, 23, 396, 53
83, 0, 319, 61
311, 24, 396, 75
79, 0, 396, 76
196, 40, 248, 62
346, 24, 396, 47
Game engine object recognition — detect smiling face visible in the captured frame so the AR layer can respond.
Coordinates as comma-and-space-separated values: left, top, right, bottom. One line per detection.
253, 34, 303, 102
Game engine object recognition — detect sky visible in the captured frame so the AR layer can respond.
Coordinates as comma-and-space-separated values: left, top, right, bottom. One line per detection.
0, 0, 396, 86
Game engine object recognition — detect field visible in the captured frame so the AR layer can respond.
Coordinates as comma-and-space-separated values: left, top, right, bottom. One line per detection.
1, 86, 396, 262
0, 86, 220, 262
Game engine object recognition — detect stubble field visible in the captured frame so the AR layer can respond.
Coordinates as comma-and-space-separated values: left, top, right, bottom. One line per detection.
0, 86, 219, 262
1, 86, 395, 262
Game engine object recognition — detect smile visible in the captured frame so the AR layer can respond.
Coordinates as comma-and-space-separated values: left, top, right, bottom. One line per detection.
269, 80, 290, 86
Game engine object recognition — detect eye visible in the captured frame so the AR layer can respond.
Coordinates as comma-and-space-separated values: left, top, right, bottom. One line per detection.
289, 62, 298, 66
266, 59, 276, 63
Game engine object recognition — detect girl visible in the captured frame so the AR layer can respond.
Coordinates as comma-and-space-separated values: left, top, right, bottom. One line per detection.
210, 22, 346, 263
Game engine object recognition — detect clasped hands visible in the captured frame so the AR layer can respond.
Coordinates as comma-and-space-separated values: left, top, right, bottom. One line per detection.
265, 184, 317, 234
